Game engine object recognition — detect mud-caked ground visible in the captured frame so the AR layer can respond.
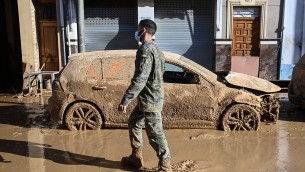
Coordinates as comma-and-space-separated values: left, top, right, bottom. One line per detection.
1, 93, 305, 172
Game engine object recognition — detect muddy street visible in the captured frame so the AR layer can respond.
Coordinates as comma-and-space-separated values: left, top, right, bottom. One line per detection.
1, 94, 305, 172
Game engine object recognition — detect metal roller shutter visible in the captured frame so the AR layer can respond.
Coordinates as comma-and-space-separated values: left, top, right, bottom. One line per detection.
84, 6, 137, 52
155, 0, 215, 69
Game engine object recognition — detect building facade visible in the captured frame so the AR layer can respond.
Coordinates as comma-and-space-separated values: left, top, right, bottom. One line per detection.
280, 0, 305, 80
82, 0, 216, 70
7, 0, 304, 92
215, 0, 284, 80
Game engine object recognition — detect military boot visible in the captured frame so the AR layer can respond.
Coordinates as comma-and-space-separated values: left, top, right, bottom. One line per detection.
158, 158, 172, 172
121, 148, 144, 169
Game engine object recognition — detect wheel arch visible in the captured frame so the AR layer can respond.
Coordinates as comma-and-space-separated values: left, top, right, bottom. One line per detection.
218, 103, 261, 131
216, 102, 261, 129
63, 99, 106, 128
216, 91, 262, 121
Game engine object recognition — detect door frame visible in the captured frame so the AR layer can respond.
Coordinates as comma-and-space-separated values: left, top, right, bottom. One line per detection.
226, 0, 267, 39
37, 0, 61, 71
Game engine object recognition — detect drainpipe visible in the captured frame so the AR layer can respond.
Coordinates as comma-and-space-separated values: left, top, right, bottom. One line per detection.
216, 0, 222, 39
301, 1, 305, 57
77, 0, 85, 52
279, 0, 286, 80
56, 0, 67, 67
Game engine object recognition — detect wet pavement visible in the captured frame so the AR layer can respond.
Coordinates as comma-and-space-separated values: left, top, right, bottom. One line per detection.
1, 93, 305, 171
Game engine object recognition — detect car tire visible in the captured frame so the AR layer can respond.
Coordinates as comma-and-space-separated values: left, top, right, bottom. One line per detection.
222, 104, 260, 131
65, 102, 102, 131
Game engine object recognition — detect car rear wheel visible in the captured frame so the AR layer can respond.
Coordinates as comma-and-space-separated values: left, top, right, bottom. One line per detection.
222, 104, 260, 131
65, 102, 102, 131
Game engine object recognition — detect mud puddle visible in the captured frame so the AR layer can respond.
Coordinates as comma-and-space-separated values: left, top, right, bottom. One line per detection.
1, 93, 305, 171
0, 94, 58, 129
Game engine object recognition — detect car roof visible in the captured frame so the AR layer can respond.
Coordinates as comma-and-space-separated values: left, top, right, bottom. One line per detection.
69, 50, 218, 82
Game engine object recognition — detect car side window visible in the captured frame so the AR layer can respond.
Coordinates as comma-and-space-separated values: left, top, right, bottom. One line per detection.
164, 62, 200, 84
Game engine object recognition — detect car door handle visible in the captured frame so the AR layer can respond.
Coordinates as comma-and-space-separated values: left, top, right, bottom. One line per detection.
92, 86, 107, 90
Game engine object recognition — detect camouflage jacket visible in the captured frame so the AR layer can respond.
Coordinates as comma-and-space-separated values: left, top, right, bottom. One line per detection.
121, 41, 165, 112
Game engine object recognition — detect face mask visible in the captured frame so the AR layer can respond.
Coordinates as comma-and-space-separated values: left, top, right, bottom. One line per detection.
134, 30, 143, 42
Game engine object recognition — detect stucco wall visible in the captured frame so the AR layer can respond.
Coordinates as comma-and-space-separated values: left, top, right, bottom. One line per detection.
266, 0, 282, 38
17, 0, 40, 73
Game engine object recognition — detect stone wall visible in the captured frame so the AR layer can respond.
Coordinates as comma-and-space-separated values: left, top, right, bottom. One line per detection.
215, 40, 232, 71
259, 42, 279, 80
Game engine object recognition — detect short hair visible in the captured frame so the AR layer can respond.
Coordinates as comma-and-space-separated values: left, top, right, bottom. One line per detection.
139, 19, 157, 36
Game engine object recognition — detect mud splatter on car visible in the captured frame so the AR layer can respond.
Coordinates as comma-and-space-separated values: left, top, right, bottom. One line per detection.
48, 50, 281, 131
289, 54, 305, 108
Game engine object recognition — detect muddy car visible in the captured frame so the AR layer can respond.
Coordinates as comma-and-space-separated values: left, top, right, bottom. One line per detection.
48, 50, 280, 131
289, 54, 305, 108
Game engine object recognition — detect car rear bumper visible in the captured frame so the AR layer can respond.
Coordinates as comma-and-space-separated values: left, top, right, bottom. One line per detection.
48, 95, 65, 124
48, 80, 68, 125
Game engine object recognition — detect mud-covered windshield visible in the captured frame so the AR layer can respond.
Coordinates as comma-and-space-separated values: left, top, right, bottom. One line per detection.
179, 56, 217, 79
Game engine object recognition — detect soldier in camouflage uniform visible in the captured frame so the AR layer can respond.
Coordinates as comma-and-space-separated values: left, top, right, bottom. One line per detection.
118, 19, 172, 172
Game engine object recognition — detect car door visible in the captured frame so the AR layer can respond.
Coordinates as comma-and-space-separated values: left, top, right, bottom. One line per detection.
163, 62, 217, 129
96, 56, 137, 125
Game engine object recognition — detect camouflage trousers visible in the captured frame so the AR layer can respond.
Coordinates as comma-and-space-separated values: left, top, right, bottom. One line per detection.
128, 107, 171, 160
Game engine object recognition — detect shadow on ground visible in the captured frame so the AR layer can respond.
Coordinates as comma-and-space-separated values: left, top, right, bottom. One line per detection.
0, 139, 142, 171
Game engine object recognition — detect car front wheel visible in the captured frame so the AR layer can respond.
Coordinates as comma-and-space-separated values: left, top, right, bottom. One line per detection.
65, 102, 102, 131
222, 104, 260, 131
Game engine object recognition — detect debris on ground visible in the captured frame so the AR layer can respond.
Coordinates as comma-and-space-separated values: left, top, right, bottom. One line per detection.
26, 110, 59, 130
143, 160, 196, 172
190, 133, 229, 140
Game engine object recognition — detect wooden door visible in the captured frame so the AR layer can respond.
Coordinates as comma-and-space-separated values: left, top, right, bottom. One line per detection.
232, 18, 260, 56
39, 21, 59, 71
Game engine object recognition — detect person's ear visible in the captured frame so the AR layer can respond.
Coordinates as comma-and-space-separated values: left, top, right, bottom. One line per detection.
142, 27, 147, 34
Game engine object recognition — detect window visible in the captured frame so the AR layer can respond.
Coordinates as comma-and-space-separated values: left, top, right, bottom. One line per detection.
164, 62, 200, 84
39, 3, 57, 20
